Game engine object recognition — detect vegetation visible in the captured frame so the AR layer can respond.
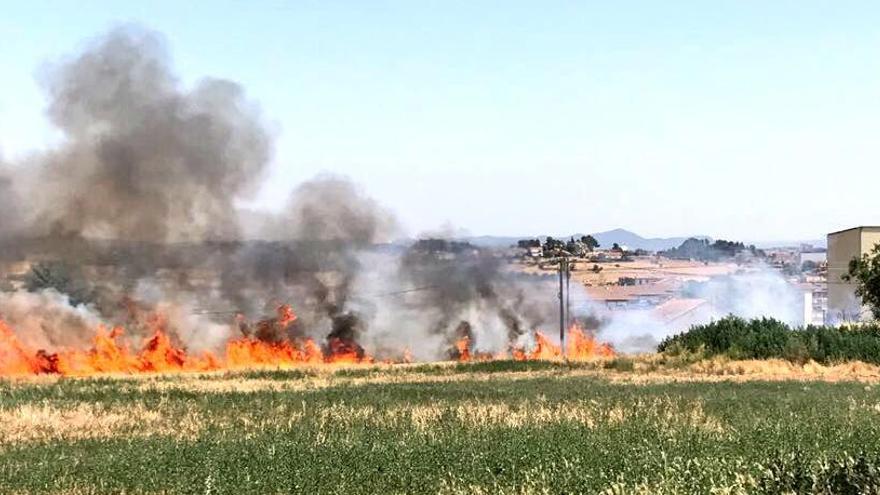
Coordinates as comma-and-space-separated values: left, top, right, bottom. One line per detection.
844, 243, 880, 319
542, 236, 566, 252
23, 261, 97, 306
662, 238, 764, 261
516, 238, 541, 249
518, 235, 599, 257
579, 235, 600, 250
802, 259, 820, 273
660, 316, 880, 364
3, 362, 880, 494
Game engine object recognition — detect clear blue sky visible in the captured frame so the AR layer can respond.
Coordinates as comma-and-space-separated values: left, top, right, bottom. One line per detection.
1, 1, 878, 241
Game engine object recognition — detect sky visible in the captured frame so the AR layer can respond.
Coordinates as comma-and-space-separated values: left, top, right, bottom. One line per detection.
1, 1, 879, 242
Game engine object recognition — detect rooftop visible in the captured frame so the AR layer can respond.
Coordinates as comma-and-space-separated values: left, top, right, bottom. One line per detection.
827, 226, 880, 237
651, 298, 711, 323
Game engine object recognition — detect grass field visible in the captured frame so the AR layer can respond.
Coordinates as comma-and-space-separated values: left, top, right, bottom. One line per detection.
3, 360, 880, 494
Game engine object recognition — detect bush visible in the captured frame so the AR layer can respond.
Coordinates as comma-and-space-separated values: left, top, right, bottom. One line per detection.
659, 316, 880, 364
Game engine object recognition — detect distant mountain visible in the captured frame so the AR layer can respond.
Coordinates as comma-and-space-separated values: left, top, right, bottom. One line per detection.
461, 228, 711, 252
583, 229, 711, 252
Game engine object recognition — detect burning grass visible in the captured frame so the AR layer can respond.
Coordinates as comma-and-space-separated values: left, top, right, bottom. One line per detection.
3, 361, 880, 494
0, 309, 614, 378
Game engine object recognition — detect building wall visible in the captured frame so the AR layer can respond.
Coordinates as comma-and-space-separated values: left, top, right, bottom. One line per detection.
827, 227, 880, 322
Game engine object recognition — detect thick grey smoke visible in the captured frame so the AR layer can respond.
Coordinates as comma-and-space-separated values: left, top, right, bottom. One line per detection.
0, 163, 24, 240
283, 176, 397, 244
29, 26, 271, 242
215, 176, 399, 354
0, 26, 564, 361
393, 241, 556, 355
0, 26, 273, 349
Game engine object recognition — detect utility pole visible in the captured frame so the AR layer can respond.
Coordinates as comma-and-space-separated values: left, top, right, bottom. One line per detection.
558, 258, 570, 359
565, 261, 571, 330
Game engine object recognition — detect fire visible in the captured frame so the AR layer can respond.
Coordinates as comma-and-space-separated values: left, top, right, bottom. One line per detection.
511, 324, 614, 362
0, 311, 613, 377
452, 323, 614, 363
0, 305, 377, 377
566, 324, 615, 359
455, 336, 471, 362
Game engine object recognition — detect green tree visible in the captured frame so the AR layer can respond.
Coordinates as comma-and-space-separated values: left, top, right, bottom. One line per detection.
843, 243, 880, 319
580, 235, 599, 251
543, 236, 564, 251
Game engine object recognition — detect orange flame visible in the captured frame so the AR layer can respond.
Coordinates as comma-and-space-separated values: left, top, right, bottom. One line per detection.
455, 336, 471, 362
450, 323, 613, 363
508, 324, 614, 362
0, 305, 377, 377
0, 313, 613, 377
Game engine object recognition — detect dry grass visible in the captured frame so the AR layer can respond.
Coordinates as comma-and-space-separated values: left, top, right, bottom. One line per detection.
5, 355, 880, 397
308, 396, 727, 436
0, 402, 203, 446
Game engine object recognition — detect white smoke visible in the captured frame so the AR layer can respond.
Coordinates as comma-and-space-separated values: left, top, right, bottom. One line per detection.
0, 289, 102, 349
694, 269, 804, 324
595, 267, 807, 353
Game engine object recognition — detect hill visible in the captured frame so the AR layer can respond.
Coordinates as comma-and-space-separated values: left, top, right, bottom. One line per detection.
462, 228, 711, 252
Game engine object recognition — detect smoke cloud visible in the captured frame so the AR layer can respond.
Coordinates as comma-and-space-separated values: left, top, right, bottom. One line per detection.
0, 25, 613, 362
0, 163, 24, 240
597, 267, 808, 353
28, 26, 271, 242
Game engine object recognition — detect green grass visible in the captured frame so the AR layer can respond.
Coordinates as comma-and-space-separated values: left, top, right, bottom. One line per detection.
2, 362, 880, 494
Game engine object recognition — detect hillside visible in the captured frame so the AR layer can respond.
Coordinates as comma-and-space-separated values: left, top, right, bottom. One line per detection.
463, 228, 711, 252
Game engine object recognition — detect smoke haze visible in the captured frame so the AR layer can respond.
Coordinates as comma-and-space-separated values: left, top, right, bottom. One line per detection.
0, 25, 812, 364
27, 26, 271, 242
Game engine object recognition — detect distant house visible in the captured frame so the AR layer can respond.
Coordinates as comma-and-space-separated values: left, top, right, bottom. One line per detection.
527, 246, 543, 258
793, 282, 827, 326
585, 279, 680, 309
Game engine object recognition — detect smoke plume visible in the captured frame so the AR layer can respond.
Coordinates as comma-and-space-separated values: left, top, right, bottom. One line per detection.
0, 25, 572, 362
597, 267, 808, 353
0, 163, 24, 240
29, 26, 271, 242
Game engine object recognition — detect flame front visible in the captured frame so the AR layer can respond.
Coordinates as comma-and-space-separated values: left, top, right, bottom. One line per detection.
0, 312, 613, 377
512, 324, 614, 362
0, 306, 378, 377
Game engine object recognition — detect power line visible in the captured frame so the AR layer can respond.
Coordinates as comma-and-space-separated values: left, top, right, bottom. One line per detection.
190, 285, 441, 315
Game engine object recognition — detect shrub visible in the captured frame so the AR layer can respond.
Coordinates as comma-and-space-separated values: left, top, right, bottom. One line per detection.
659, 316, 880, 364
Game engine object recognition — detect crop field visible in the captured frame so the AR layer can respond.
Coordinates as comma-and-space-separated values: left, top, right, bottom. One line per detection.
3, 360, 880, 494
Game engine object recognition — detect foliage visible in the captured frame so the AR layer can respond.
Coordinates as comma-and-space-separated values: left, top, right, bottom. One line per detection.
580, 235, 599, 250
843, 243, 880, 320
757, 451, 880, 494
802, 260, 819, 273
542, 236, 565, 252
662, 238, 764, 261
659, 316, 880, 364
518, 235, 598, 256
3, 365, 880, 494
23, 261, 97, 306
516, 238, 541, 249
411, 238, 478, 254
